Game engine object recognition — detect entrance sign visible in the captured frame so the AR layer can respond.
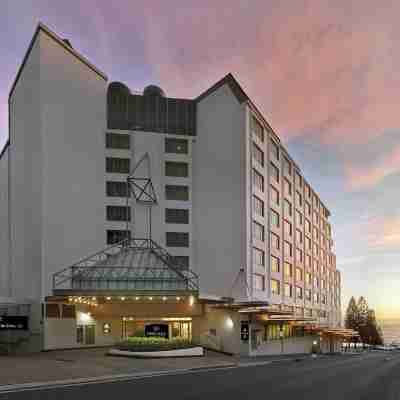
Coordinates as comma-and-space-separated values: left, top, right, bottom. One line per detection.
145, 324, 169, 338
240, 321, 249, 341
0, 316, 29, 331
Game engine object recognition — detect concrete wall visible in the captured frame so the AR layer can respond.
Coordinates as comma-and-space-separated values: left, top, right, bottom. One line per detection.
194, 84, 247, 299
0, 148, 9, 297
39, 31, 107, 298
9, 37, 42, 301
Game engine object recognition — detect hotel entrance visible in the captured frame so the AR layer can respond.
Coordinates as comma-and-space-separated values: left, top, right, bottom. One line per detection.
121, 317, 192, 341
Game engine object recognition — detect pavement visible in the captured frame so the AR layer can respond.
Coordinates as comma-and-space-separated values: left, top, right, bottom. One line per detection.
0, 350, 399, 399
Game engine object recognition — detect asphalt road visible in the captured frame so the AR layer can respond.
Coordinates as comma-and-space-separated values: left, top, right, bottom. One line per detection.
3, 352, 400, 400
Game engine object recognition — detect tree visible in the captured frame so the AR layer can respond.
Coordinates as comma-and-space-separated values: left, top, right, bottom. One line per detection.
357, 297, 369, 326
345, 296, 359, 330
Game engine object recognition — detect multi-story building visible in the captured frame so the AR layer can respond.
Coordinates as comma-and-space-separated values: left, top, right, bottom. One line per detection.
0, 23, 343, 355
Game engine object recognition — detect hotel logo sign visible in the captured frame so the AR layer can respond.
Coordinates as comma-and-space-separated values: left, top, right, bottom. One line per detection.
0, 316, 29, 331
145, 324, 169, 339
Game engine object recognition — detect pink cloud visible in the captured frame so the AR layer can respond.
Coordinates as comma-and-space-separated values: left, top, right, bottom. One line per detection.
366, 215, 400, 251
345, 145, 400, 190
138, 0, 400, 145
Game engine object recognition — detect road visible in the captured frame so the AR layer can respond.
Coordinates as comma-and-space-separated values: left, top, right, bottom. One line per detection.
2, 352, 400, 400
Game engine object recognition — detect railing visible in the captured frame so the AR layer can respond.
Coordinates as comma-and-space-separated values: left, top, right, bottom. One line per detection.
53, 238, 199, 293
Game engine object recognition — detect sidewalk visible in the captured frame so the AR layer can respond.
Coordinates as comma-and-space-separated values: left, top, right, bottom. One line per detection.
0, 348, 343, 390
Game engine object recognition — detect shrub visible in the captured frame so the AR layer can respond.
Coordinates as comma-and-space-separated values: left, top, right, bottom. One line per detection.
116, 336, 197, 352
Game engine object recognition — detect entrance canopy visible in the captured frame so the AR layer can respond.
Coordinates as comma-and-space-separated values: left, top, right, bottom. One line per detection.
52, 238, 198, 297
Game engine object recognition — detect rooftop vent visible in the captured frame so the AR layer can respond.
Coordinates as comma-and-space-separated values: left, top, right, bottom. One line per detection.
143, 85, 165, 97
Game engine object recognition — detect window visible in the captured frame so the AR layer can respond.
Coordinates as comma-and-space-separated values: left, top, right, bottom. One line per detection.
253, 274, 265, 291
296, 248, 303, 263
253, 221, 265, 242
296, 229, 303, 244
306, 272, 312, 285
313, 211, 319, 225
296, 191, 302, 207
271, 279, 280, 295
284, 178, 292, 196
314, 260, 319, 274
305, 254, 311, 268
284, 200, 292, 217
321, 279, 326, 289
270, 139, 279, 160
313, 244, 319, 257
166, 232, 189, 247
270, 232, 280, 250
296, 267, 303, 281
306, 237, 312, 251
270, 209, 280, 228
107, 230, 130, 245
314, 277, 319, 288
295, 172, 302, 187
253, 169, 264, 192
283, 157, 292, 176
305, 202, 311, 215
172, 256, 189, 270
165, 209, 189, 224
165, 138, 188, 154
284, 262, 293, 278
284, 241, 293, 257
296, 210, 303, 226
106, 157, 130, 173
106, 132, 130, 149
284, 220, 292, 237
165, 161, 188, 177
253, 143, 264, 166
106, 181, 129, 197
305, 219, 311, 234
251, 115, 264, 142
305, 289, 312, 301
306, 184, 311, 198
270, 185, 279, 206
106, 206, 131, 221
296, 286, 303, 299
313, 227, 319, 241
270, 162, 279, 183
253, 196, 264, 217
314, 292, 319, 303
284, 283, 293, 297
253, 247, 265, 267
165, 185, 189, 201
271, 255, 280, 273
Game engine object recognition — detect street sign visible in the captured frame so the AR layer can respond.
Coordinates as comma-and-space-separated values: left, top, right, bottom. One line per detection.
0, 316, 29, 331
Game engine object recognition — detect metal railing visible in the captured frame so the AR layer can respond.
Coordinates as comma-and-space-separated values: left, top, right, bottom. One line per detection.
53, 238, 199, 293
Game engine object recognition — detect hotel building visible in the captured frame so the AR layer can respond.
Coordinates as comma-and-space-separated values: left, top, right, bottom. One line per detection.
0, 23, 343, 355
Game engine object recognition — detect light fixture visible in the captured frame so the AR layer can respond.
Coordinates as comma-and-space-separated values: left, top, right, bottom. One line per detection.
120, 297, 126, 301
162, 296, 167, 301
135, 297, 140, 301
148, 297, 153, 301
106, 296, 111, 300
176, 296, 181, 301
226, 317, 234, 329
92, 297, 96, 301
189, 296, 195, 306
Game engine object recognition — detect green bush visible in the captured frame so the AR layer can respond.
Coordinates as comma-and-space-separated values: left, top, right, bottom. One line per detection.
116, 336, 197, 352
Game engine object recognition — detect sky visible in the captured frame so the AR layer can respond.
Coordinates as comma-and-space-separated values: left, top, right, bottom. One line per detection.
1, 0, 399, 320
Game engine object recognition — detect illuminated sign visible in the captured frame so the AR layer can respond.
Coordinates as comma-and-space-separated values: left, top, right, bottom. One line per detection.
103, 323, 111, 334
145, 324, 169, 338
0, 316, 29, 331
240, 321, 249, 341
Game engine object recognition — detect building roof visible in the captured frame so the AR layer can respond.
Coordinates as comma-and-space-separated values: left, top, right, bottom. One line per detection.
0, 139, 9, 161
9, 22, 107, 101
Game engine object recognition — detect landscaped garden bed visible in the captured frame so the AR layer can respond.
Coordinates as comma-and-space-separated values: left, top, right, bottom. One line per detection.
108, 337, 204, 358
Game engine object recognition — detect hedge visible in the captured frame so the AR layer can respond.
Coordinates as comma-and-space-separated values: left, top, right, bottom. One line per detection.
116, 337, 197, 352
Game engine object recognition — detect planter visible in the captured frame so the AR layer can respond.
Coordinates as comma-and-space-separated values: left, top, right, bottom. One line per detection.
108, 346, 204, 358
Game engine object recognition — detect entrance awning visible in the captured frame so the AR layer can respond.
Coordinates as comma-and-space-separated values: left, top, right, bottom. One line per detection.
52, 238, 199, 297
304, 326, 360, 338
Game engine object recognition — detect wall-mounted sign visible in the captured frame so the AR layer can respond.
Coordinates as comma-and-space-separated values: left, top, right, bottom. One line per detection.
0, 316, 29, 331
103, 323, 111, 334
240, 321, 249, 341
145, 324, 169, 338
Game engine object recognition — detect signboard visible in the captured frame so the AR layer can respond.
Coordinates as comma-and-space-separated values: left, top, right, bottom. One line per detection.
0, 316, 29, 331
240, 321, 249, 341
145, 324, 169, 339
